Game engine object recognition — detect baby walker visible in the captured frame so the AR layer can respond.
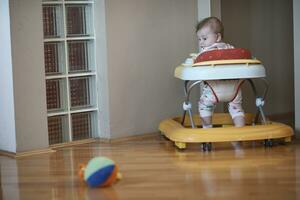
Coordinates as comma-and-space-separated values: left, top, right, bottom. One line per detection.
159, 48, 293, 151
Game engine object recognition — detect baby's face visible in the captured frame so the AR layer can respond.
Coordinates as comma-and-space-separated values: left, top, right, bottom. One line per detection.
197, 25, 219, 49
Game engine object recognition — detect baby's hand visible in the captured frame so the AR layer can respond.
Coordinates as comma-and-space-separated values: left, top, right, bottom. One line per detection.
184, 58, 194, 65
189, 53, 198, 59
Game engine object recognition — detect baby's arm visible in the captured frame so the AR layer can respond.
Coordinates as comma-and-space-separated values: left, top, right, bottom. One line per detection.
215, 43, 234, 49
183, 53, 199, 66
183, 43, 234, 65
202, 42, 234, 53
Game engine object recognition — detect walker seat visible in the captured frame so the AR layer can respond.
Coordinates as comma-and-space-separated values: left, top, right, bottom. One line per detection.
159, 48, 293, 151
194, 48, 252, 62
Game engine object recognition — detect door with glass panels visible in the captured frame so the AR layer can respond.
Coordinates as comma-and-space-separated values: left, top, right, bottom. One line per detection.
42, 0, 98, 145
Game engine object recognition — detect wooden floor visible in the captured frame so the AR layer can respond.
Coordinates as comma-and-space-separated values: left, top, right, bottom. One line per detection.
1, 134, 300, 200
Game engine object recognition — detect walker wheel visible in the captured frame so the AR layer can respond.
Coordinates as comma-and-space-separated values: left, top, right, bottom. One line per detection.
264, 139, 273, 147
202, 142, 212, 151
175, 142, 186, 150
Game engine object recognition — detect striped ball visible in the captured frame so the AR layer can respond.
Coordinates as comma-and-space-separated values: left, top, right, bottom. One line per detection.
84, 157, 119, 187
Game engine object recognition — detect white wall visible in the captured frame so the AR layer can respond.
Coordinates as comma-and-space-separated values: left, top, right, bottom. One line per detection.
197, 0, 221, 21
94, 0, 111, 139
222, 0, 294, 123
0, 0, 17, 153
10, 0, 49, 151
105, 0, 198, 138
198, 0, 211, 21
294, 0, 300, 138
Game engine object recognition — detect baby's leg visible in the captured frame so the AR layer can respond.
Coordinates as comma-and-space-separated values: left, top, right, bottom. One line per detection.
228, 89, 245, 127
229, 90, 245, 152
201, 116, 212, 128
199, 86, 217, 128
232, 116, 245, 127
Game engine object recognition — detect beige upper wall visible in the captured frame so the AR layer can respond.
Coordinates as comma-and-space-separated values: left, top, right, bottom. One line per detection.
105, 0, 198, 138
221, 0, 294, 118
10, 0, 49, 152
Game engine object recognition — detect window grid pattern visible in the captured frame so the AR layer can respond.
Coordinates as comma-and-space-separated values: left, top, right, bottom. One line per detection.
66, 6, 87, 36
72, 112, 92, 141
44, 43, 59, 74
44, 42, 65, 75
43, 0, 97, 145
68, 41, 89, 72
46, 79, 61, 110
48, 115, 67, 145
70, 77, 90, 108
43, 6, 58, 38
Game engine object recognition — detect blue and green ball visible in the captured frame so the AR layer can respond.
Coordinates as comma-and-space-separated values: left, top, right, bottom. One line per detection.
79, 157, 121, 187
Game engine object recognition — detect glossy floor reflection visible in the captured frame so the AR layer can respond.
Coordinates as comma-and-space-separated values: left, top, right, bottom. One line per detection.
1, 135, 300, 200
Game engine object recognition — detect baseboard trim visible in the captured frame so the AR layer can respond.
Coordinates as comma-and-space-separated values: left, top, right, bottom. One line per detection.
0, 134, 160, 158
267, 112, 294, 121
15, 148, 56, 158
0, 113, 293, 158
0, 150, 16, 158
0, 148, 56, 158
109, 132, 159, 143
0, 139, 99, 158
50, 138, 98, 149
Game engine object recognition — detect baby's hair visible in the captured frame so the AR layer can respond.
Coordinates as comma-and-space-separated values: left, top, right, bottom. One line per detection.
196, 17, 224, 38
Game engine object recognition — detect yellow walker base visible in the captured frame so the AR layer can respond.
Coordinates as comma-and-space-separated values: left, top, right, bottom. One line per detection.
159, 113, 293, 150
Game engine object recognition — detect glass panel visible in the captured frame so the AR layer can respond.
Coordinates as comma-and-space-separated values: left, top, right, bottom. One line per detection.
68, 40, 93, 73
42, 5, 63, 38
66, 4, 92, 37
46, 79, 67, 112
44, 0, 96, 144
69, 77, 96, 109
44, 42, 65, 75
48, 115, 69, 145
71, 112, 94, 141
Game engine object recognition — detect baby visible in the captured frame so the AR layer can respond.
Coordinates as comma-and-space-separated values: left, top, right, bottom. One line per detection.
196, 17, 245, 129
